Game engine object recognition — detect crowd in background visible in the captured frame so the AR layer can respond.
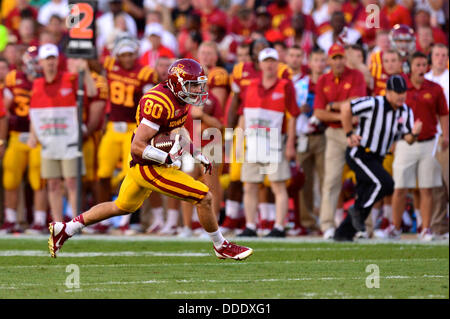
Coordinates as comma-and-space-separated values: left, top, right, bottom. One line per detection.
0, 0, 448, 241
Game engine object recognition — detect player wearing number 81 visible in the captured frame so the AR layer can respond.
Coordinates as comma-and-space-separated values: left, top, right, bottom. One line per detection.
97, 33, 158, 204
49, 58, 253, 261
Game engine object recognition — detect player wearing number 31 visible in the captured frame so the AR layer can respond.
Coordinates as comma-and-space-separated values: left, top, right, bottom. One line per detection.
334, 75, 422, 241
48, 58, 253, 261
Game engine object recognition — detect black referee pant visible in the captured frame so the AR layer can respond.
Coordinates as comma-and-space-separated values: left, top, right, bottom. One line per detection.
335, 147, 394, 240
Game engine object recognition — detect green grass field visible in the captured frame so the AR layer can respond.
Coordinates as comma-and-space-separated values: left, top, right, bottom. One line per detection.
0, 235, 448, 299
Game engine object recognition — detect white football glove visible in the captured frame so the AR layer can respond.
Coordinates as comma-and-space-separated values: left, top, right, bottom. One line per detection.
165, 134, 183, 169
194, 152, 212, 175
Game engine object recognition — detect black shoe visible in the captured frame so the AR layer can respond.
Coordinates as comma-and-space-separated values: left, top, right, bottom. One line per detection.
237, 227, 258, 237
348, 205, 366, 232
333, 233, 354, 242
264, 228, 286, 238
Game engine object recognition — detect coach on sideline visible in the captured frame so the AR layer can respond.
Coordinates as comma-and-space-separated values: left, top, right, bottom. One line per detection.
334, 75, 422, 241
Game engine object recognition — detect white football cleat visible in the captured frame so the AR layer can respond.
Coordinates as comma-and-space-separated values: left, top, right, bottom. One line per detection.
418, 228, 434, 242
323, 227, 335, 239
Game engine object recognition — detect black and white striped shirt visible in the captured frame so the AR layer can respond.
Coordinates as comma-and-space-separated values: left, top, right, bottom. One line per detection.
350, 96, 414, 157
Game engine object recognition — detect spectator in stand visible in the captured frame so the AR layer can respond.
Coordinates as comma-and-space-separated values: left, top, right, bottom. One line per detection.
194, 0, 228, 42
197, 41, 229, 110
171, 0, 194, 33
316, 11, 362, 54
177, 13, 201, 59
414, 6, 447, 45
96, 0, 138, 54
181, 30, 202, 60
342, 0, 363, 24
254, 6, 284, 43
312, 0, 343, 36
425, 44, 449, 238
123, 0, 148, 34
289, 47, 327, 234
45, 15, 68, 51
141, 11, 179, 57
0, 58, 9, 82
2, 43, 20, 70
345, 44, 373, 92
229, 7, 256, 39
285, 13, 316, 66
285, 45, 307, 82
139, 23, 176, 68
416, 25, 434, 57
367, 29, 391, 70
312, 43, 367, 239
267, 0, 292, 30
235, 41, 252, 64
28, 44, 97, 222
381, 0, 413, 28
17, 17, 39, 47
99, 13, 130, 62
353, 0, 390, 48
273, 41, 287, 63
3, 0, 38, 36
154, 55, 175, 83
373, 50, 404, 96
404, 0, 447, 29
384, 52, 449, 241
37, 0, 70, 27
281, 0, 316, 38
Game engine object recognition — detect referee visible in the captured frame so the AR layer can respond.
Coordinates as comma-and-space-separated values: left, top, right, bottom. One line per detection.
334, 75, 423, 241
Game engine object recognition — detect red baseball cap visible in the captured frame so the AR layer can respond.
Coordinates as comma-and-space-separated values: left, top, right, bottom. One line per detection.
328, 43, 345, 58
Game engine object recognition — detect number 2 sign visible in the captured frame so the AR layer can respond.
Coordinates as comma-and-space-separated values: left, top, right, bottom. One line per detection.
66, 1, 97, 59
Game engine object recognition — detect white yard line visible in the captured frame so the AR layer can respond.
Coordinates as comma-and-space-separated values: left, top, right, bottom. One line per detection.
0, 257, 446, 268
0, 234, 448, 245
0, 250, 209, 257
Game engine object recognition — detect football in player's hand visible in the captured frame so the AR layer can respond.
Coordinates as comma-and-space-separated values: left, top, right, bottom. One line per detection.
150, 132, 176, 153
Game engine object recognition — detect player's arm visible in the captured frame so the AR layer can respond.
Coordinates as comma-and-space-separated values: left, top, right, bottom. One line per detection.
70, 59, 98, 97
0, 104, 7, 158
227, 92, 241, 128
130, 122, 159, 160
85, 100, 106, 137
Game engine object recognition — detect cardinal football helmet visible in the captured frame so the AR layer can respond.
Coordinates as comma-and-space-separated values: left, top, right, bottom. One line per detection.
167, 58, 208, 106
389, 24, 416, 57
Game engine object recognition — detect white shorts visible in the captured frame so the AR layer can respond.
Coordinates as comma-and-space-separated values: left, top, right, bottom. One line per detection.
393, 139, 443, 189
241, 159, 291, 183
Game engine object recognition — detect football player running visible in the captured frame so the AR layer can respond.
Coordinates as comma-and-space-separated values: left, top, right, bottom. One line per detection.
48, 58, 253, 261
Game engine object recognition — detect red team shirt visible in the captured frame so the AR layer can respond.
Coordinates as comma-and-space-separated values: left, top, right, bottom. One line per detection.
131, 82, 191, 167
314, 66, 367, 128
405, 78, 449, 141
103, 56, 157, 123
240, 78, 300, 134
30, 72, 78, 109
4, 69, 33, 132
